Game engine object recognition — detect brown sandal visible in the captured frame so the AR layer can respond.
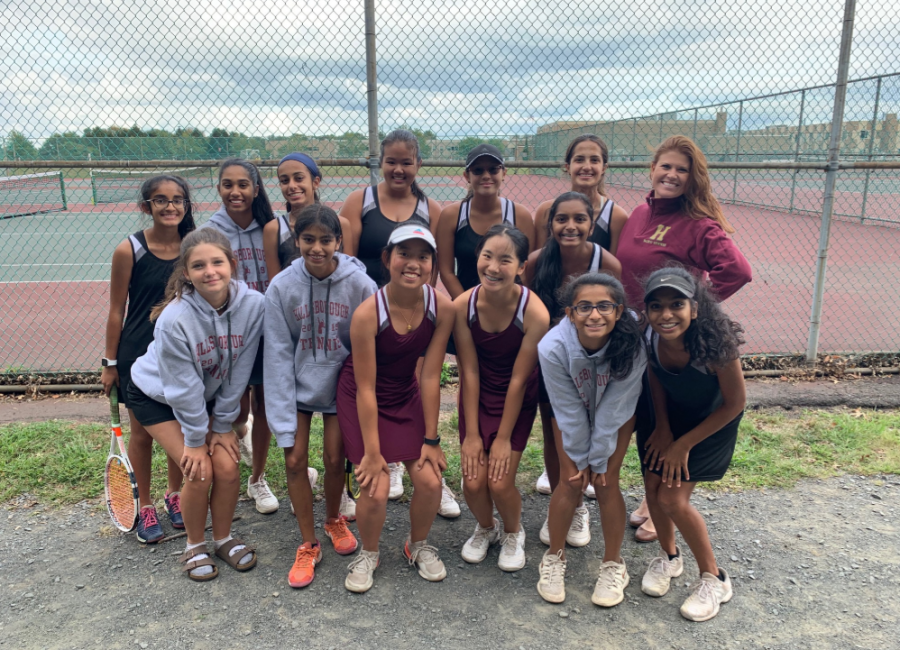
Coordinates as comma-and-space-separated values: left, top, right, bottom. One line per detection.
628, 512, 649, 528
215, 538, 257, 571
635, 520, 658, 543
179, 546, 219, 582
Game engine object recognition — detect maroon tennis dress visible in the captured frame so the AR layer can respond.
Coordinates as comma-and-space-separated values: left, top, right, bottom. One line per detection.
458, 285, 538, 452
338, 285, 437, 465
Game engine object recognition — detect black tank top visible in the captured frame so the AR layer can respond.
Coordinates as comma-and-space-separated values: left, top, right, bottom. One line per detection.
357, 186, 430, 286
276, 213, 297, 268
116, 231, 178, 362
454, 197, 515, 292
587, 198, 615, 251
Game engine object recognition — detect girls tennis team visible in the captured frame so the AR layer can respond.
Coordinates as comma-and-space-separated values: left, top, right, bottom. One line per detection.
101, 129, 752, 622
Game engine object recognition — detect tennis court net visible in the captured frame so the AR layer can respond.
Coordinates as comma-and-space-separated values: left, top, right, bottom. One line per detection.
91, 167, 215, 204
0, 171, 67, 219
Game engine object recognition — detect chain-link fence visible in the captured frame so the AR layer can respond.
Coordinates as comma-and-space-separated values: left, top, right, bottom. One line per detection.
1, 0, 898, 373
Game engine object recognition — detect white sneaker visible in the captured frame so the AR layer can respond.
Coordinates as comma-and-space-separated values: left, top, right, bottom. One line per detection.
289, 468, 320, 515
584, 482, 596, 499
537, 550, 567, 603
438, 479, 461, 519
405, 539, 447, 581
567, 504, 591, 547
498, 526, 526, 572
247, 474, 279, 514
641, 548, 684, 597
680, 569, 733, 622
235, 414, 253, 465
345, 550, 379, 593
388, 463, 405, 500
340, 490, 357, 521
591, 560, 630, 607
461, 519, 500, 563
540, 517, 550, 545
536, 470, 552, 495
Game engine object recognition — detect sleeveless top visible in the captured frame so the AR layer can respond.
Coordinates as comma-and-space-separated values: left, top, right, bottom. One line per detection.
587, 198, 615, 251
117, 231, 178, 362
454, 197, 515, 291
276, 213, 297, 269
357, 185, 431, 286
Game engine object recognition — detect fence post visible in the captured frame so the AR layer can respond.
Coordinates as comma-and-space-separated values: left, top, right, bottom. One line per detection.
806, 0, 856, 363
692, 108, 698, 142
364, 0, 380, 187
860, 76, 881, 223
789, 89, 807, 213
631, 118, 637, 188
732, 101, 744, 203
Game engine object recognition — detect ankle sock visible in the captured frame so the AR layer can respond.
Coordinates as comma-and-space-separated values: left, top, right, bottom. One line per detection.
185, 541, 214, 577
717, 568, 726, 582
215, 535, 253, 566
668, 550, 680, 561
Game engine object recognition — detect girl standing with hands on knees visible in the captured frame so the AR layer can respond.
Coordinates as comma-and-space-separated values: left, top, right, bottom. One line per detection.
101, 175, 195, 544
128, 228, 265, 581
536, 273, 647, 606
264, 205, 377, 589
638, 267, 745, 621
336, 221, 455, 593
454, 224, 549, 571
534, 135, 628, 253
526, 192, 622, 545
203, 158, 279, 514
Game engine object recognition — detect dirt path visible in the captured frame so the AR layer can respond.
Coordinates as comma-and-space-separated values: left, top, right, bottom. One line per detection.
1, 474, 898, 649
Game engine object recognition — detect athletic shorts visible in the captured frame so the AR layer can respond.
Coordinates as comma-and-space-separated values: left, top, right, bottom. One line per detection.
249, 336, 264, 386
117, 359, 136, 409
127, 382, 214, 428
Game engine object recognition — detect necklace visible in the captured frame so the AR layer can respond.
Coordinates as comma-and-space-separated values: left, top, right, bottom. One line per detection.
212, 297, 229, 312
389, 286, 420, 332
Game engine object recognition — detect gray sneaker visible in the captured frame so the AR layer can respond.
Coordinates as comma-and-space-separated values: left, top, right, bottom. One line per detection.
405, 539, 447, 581
680, 569, 733, 622
497, 527, 526, 572
345, 550, 380, 593
591, 560, 630, 607
537, 549, 567, 603
461, 519, 500, 564
641, 548, 684, 597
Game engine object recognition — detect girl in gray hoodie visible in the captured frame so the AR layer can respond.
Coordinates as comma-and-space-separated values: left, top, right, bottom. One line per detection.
264, 205, 377, 588
129, 228, 265, 582
536, 272, 647, 606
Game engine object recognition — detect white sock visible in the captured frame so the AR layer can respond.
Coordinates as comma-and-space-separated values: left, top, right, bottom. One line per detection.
185, 541, 214, 577
214, 535, 253, 566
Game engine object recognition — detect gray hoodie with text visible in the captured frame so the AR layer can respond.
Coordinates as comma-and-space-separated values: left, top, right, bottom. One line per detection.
201, 207, 269, 292
537, 318, 647, 474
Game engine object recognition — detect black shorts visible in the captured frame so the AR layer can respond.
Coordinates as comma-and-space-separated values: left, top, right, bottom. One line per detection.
249, 337, 264, 386
127, 381, 214, 428
537, 367, 555, 420
117, 359, 136, 409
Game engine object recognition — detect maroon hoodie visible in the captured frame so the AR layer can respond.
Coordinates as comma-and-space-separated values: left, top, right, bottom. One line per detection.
617, 193, 752, 307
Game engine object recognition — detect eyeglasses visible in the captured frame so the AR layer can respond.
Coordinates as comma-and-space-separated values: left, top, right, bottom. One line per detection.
572, 301, 620, 316
145, 198, 189, 208
469, 166, 503, 176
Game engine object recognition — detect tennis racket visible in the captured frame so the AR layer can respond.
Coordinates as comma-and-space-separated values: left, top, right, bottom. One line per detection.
104, 385, 139, 532
344, 459, 360, 500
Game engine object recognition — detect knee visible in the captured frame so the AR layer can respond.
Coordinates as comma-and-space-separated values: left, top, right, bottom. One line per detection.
416, 471, 442, 500
322, 446, 343, 474
556, 475, 582, 500
211, 457, 240, 485
487, 475, 517, 499
656, 489, 687, 514
462, 473, 488, 499
284, 450, 309, 477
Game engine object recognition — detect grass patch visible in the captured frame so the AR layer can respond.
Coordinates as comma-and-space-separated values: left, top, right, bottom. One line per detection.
1, 409, 899, 507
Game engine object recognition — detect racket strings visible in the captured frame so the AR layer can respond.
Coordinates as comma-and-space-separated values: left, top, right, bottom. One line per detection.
106, 458, 137, 525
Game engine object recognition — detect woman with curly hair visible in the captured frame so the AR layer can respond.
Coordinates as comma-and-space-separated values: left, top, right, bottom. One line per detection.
637, 266, 746, 621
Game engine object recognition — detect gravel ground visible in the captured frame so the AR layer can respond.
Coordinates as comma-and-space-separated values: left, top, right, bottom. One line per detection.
1, 473, 898, 650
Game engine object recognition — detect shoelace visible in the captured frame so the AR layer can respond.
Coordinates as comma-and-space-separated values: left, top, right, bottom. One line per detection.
407, 543, 440, 566
349, 552, 378, 573
596, 563, 625, 589
499, 531, 520, 552
252, 478, 274, 500
167, 493, 182, 515
647, 556, 671, 576
294, 545, 319, 568
390, 465, 404, 481
140, 508, 159, 527
570, 508, 587, 531
326, 517, 352, 537
690, 577, 717, 604
540, 551, 566, 582
441, 485, 457, 507
470, 524, 497, 547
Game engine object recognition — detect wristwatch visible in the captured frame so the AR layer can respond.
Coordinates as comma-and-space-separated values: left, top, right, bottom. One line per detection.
101, 358, 117, 367
423, 436, 441, 446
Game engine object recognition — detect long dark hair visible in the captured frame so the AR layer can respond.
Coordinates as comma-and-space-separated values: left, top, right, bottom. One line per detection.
564, 134, 609, 196
643, 266, 745, 365
278, 153, 322, 213
474, 223, 529, 264
293, 203, 342, 241
380, 129, 427, 203
138, 174, 196, 239
531, 191, 594, 320
380, 216, 438, 285
561, 272, 642, 380
217, 158, 275, 228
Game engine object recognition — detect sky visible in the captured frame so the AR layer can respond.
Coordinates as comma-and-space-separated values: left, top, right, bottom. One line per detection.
0, 0, 897, 140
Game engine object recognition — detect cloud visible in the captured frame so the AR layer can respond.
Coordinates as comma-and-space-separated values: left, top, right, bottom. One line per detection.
1, 0, 896, 140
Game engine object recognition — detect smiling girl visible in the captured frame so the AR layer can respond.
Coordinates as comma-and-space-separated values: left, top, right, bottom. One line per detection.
336, 220, 454, 593
128, 228, 265, 581
454, 224, 549, 571
534, 135, 628, 253
526, 192, 621, 546
264, 204, 377, 588
638, 267, 745, 621
101, 175, 195, 544
536, 273, 647, 605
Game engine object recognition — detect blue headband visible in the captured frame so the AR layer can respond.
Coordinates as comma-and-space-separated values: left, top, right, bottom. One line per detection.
278, 153, 321, 179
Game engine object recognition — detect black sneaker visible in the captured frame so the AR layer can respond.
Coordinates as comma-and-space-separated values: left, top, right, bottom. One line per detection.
164, 491, 185, 530
136, 506, 164, 544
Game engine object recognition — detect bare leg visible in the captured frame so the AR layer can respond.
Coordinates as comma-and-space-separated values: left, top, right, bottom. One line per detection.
644, 473, 677, 556
487, 451, 523, 533
404, 459, 442, 543
656, 479, 718, 576
355, 466, 390, 551
284, 412, 316, 544
249, 384, 272, 483
592, 419, 634, 563
539, 403, 560, 491
321, 414, 345, 520
461, 456, 495, 528
207, 435, 241, 541
546, 417, 580, 559
127, 411, 155, 508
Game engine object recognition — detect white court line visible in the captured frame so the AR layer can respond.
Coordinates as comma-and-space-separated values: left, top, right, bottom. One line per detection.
0, 263, 112, 267
0, 280, 108, 284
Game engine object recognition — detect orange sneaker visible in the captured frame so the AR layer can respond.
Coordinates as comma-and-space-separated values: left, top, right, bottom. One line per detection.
288, 541, 322, 588
324, 515, 359, 556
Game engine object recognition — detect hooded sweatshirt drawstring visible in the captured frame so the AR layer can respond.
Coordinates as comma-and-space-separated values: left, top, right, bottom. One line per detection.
308, 280, 316, 361
227, 312, 233, 383
324, 279, 332, 358
236, 225, 263, 291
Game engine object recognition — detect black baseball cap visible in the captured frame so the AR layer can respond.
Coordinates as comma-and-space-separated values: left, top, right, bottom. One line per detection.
643, 273, 696, 303
465, 144, 504, 170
